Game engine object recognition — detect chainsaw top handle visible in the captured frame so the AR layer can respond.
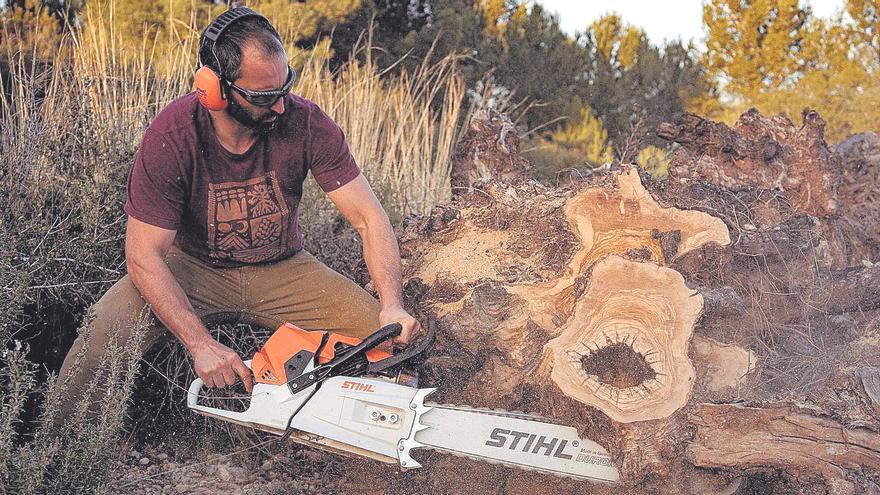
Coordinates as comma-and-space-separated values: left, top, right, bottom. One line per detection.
285, 317, 435, 393
369, 316, 436, 375
285, 321, 401, 392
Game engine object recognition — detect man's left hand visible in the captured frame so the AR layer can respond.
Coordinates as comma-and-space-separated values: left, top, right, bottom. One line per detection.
379, 306, 421, 346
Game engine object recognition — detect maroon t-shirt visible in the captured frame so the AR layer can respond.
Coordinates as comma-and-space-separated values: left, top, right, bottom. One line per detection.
124, 93, 361, 267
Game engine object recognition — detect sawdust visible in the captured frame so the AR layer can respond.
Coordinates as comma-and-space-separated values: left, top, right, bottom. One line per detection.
414, 221, 512, 286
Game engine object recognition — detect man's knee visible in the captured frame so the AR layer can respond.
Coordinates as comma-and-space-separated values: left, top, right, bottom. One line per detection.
59, 277, 155, 380
87, 278, 153, 346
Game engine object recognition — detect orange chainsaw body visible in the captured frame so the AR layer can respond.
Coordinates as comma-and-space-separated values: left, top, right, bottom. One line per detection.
251, 322, 392, 385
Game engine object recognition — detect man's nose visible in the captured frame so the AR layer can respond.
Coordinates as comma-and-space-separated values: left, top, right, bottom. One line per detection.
271, 97, 285, 115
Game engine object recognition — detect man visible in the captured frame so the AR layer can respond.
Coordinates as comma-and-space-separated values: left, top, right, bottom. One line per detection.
58, 8, 419, 410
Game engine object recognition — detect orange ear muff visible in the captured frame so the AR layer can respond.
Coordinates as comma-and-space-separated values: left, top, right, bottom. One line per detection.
194, 66, 228, 111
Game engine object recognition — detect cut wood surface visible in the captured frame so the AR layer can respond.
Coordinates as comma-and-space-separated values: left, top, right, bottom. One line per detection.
543, 255, 702, 423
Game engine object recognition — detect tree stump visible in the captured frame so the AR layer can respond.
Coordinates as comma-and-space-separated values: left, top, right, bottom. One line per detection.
349, 109, 880, 494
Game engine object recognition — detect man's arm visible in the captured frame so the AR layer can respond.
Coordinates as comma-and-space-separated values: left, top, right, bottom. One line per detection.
326, 174, 421, 344
125, 217, 253, 391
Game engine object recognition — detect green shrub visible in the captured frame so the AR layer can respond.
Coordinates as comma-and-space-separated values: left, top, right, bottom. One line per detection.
0, 315, 146, 495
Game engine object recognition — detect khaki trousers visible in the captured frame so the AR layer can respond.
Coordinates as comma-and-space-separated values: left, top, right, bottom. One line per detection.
57, 245, 380, 416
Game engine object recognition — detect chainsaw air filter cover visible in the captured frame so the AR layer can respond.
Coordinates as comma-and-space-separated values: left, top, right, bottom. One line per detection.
251, 322, 392, 385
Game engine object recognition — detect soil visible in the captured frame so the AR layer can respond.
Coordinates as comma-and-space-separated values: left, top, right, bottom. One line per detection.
106, 437, 345, 495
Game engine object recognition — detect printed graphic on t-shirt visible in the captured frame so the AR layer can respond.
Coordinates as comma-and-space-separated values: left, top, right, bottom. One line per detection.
207, 171, 289, 263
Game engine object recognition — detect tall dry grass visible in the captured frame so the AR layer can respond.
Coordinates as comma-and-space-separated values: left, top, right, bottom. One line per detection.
1, 2, 465, 492
296, 36, 464, 224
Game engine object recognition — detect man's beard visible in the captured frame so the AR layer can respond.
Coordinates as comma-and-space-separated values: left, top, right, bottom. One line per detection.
226, 96, 279, 135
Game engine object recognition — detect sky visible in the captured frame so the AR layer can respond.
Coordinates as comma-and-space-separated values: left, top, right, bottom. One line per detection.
536, 0, 847, 46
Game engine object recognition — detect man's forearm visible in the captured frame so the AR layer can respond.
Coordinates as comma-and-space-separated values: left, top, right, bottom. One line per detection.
359, 214, 404, 309
127, 255, 212, 350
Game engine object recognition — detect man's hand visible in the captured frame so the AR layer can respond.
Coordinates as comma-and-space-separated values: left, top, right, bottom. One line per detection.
191, 340, 253, 392
379, 306, 421, 346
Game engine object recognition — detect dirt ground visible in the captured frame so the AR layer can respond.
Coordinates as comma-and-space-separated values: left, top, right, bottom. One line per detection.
106, 437, 347, 495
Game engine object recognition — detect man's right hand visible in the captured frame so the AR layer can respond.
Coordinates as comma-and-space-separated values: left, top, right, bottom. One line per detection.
191, 340, 254, 393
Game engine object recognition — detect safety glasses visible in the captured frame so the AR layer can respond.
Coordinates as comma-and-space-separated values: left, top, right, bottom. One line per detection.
227, 67, 296, 107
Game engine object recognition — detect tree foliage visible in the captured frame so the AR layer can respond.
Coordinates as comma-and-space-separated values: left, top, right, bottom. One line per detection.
332, 3, 704, 161
550, 105, 613, 165
703, 0, 810, 99
702, 0, 880, 142
589, 13, 644, 70
583, 14, 708, 148
0, 0, 64, 64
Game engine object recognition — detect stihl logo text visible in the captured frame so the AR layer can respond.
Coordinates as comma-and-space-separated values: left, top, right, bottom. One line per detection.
341, 381, 375, 392
485, 428, 573, 459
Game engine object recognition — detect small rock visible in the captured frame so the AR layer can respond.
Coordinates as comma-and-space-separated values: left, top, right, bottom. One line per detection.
227, 466, 246, 478
261, 460, 274, 471
157, 453, 169, 461
129, 450, 141, 459
139, 457, 150, 466
217, 465, 231, 481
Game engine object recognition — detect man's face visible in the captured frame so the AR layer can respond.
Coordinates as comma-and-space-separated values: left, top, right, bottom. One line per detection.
225, 44, 289, 133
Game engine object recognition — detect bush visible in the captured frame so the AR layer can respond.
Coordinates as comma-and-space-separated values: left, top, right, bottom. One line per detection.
0, 315, 147, 495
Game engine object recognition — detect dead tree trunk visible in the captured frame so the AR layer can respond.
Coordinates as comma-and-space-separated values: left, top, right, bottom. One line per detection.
347, 110, 880, 495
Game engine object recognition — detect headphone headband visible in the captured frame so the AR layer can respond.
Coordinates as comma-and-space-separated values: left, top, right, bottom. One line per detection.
201, 7, 262, 43
198, 7, 268, 71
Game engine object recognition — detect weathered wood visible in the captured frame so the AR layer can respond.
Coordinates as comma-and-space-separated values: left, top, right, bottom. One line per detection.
860, 367, 880, 416
688, 403, 880, 492
812, 265, 880, 314
657, 109, 840, 217
449, 109, 530, 193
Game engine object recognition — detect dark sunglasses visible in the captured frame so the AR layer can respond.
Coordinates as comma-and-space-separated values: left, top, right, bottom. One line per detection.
227, 67, 296, 107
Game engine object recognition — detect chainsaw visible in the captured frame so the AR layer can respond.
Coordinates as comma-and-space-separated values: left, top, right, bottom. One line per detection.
187, 320, 619, 482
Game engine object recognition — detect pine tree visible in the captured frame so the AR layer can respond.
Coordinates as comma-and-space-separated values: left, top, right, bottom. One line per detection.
702, 0, 811, 99
551, 106, 613, 166
589, 14, 645, 69
701, 0, 880, 142
477, 0, 526, 42
584, 14, 708, 148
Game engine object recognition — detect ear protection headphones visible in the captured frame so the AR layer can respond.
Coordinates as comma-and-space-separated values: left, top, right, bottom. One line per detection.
194, 7, 267, 111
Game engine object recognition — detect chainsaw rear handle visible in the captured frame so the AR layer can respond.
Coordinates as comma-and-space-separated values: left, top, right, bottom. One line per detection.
187, 360, 256, 422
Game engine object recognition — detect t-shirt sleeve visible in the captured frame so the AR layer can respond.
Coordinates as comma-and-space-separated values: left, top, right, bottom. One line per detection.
124, 129, 186, 230
308, 106, 361, 192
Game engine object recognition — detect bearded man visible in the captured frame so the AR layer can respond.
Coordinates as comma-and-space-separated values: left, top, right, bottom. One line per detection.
58, 7, 420, 412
